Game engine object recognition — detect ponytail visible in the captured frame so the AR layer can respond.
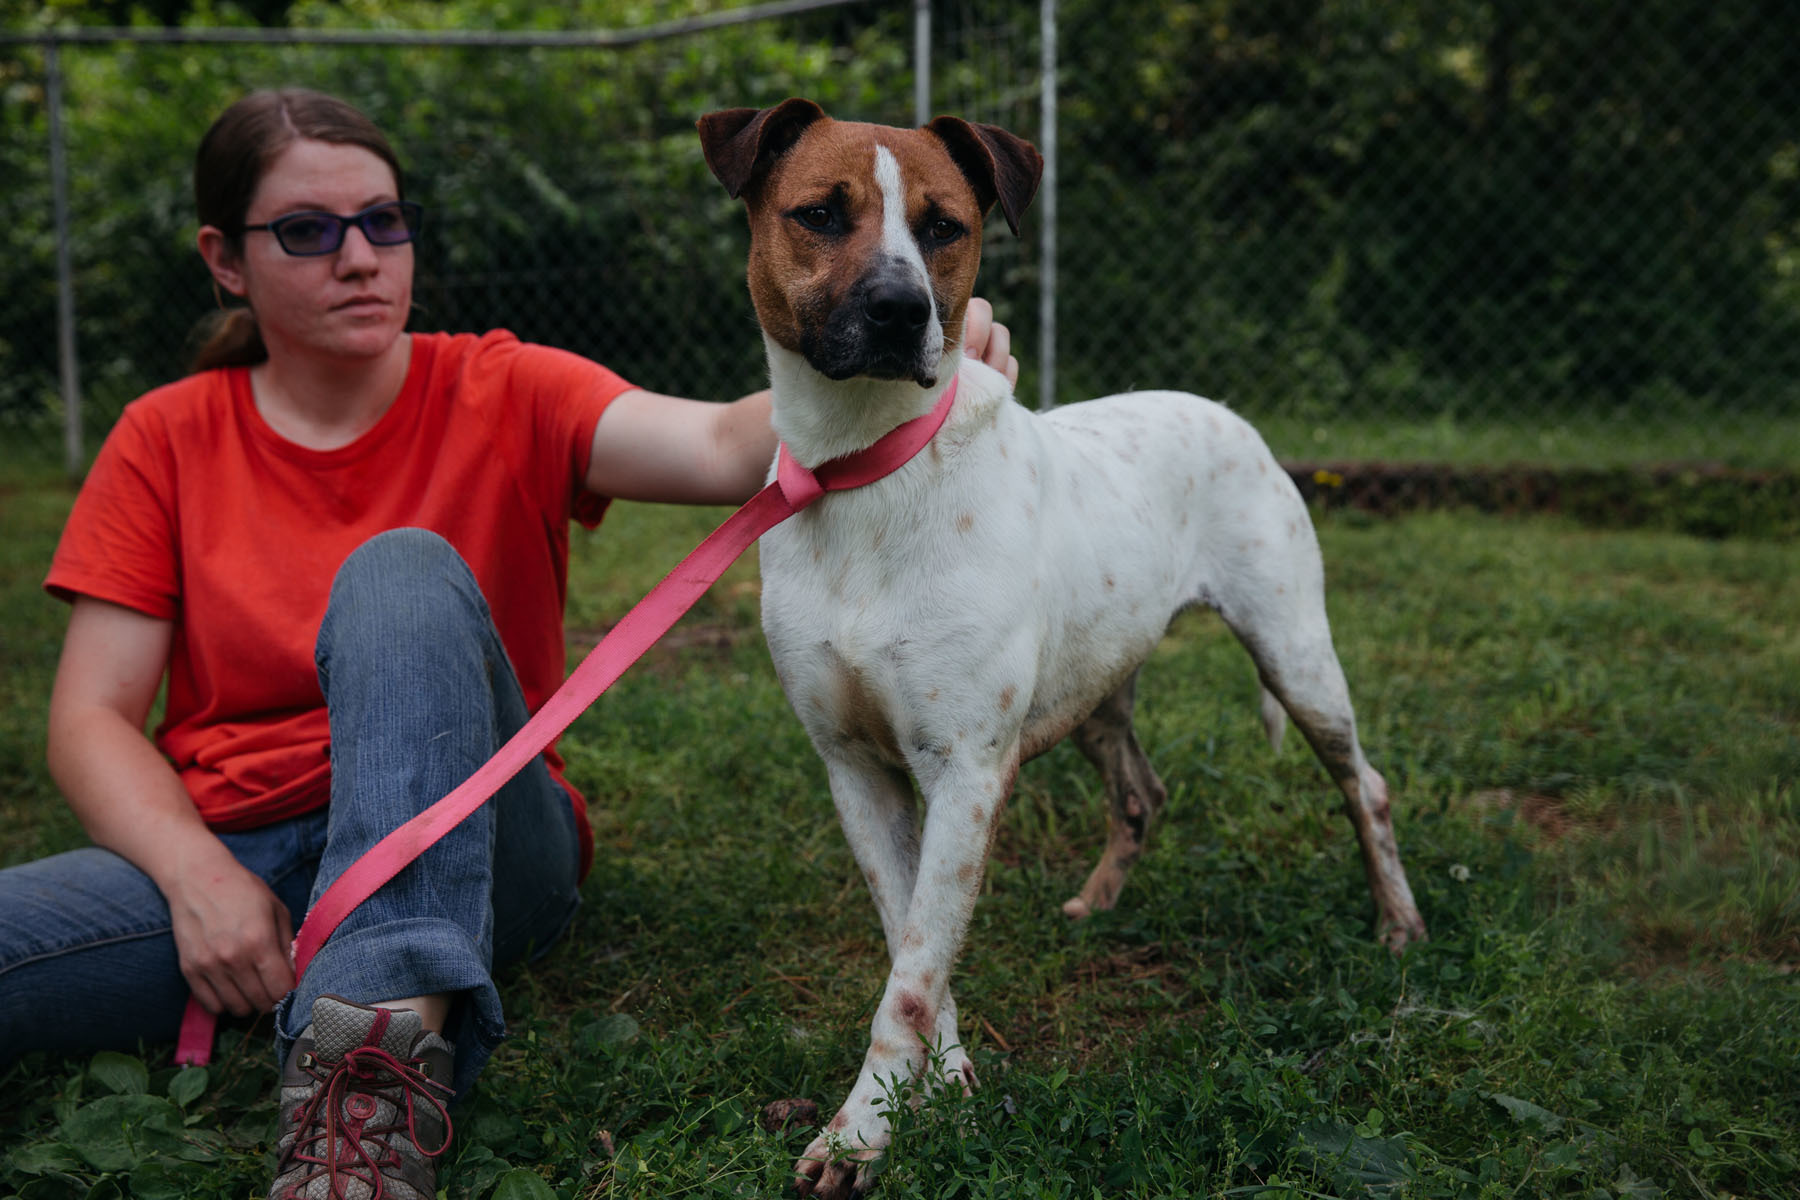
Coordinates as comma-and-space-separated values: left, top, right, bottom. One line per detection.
188, 307, 267, 372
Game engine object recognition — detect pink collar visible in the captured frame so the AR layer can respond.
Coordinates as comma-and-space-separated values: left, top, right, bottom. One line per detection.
776, 375, 958, 509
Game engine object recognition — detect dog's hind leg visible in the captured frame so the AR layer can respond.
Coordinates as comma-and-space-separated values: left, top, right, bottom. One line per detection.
1201, 498, 1427, 950
1062, 669, 1169, 919
1223, 600, 1427, 951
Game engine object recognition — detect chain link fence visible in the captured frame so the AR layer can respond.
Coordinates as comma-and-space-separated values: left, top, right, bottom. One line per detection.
1043, 0, 1800, 482
4, 1, 1797, 501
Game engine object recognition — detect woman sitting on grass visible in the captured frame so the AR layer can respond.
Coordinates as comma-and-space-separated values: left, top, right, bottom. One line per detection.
0, 87, 1016, 1200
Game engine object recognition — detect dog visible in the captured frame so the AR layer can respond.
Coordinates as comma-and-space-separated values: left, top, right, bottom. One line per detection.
698, 98, 1427, 1199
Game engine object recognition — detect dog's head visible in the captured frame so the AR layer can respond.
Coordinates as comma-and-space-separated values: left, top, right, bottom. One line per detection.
698, 99, 1042, 389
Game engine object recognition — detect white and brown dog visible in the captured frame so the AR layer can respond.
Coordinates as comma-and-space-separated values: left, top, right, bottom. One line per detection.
698, 99, 1427, 1198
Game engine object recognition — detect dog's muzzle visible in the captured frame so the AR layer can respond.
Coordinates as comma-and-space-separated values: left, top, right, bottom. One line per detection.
802, 263, 943, 387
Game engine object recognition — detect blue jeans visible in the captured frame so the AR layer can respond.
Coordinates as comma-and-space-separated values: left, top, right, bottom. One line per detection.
0, 530, 583, 1097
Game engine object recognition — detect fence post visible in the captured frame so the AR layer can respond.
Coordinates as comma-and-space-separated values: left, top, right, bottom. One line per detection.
46, 38, 83, 477
912, 0, 931, 126
1037, 0, 1057, 410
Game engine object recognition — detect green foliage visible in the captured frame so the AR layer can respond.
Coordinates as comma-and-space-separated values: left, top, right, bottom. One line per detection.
0, 0, 916, 452
1049, 0, 1800, 439
6, 0, 1800, 469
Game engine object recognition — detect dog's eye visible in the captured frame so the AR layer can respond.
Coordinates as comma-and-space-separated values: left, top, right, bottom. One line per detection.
925, 217, 964, 244
793, 206, 835, 231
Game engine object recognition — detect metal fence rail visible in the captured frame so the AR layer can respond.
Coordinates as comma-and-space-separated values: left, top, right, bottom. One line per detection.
3, 0, 1795, 484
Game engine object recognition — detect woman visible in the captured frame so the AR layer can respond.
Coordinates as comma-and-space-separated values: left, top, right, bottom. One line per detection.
0, 88, 1016, 1198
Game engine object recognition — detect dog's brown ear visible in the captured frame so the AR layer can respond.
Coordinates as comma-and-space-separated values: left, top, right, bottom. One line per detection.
698, 98, 828, 198
924, 116, 1044, 236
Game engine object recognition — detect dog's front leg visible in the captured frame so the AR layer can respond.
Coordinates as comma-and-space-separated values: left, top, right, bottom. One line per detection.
796, 753, 1014, 1199
825, 753, 977, 1079
823, 756, 922, 954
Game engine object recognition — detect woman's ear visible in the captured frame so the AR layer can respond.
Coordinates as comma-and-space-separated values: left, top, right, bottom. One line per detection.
196, 225, 248, 298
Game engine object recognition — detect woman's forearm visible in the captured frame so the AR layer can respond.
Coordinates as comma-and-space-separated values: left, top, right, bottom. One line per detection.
47, 699, 238, 897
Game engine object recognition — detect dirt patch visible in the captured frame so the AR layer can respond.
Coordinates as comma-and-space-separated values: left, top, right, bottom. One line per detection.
565, 620, 750, 667
1287, 460, 1800, 539
1461, 787, 1616, 843
1072, 942, 1173, 987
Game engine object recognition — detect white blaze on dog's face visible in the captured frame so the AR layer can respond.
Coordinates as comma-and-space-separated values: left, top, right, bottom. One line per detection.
741, 121, 986, 387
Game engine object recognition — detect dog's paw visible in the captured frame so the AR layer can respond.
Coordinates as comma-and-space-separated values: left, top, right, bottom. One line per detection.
793, 1131, 878, 1199
1380, 913, 1429, 954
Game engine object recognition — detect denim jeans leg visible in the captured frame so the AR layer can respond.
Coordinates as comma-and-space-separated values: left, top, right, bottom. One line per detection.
0, 814, 322, 1069
281, 528, 581, 1097
0, 848, 189, 1063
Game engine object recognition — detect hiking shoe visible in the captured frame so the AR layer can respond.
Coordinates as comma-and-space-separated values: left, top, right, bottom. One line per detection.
269, 994, 455, 1200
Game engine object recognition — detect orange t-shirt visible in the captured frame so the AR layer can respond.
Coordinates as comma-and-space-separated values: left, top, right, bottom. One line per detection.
45, 330, 635, 877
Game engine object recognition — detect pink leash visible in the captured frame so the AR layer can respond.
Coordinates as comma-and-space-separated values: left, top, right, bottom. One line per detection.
173, 378, 959, 1067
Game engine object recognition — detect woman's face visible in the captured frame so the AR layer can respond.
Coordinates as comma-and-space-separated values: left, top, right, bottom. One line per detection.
220, 138, 414, 364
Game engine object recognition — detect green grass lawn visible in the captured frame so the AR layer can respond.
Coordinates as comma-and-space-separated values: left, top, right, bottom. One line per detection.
1251, 411, 1800, 470
1, 478, 1795, 1198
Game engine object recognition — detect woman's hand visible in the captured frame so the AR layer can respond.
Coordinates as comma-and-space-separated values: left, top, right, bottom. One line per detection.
161, 846, 295, 1016
962, 296, 1019, 386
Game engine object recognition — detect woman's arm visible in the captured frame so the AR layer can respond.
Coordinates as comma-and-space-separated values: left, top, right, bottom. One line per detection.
584, 297, 1020, 504
47, 597, 295, 1017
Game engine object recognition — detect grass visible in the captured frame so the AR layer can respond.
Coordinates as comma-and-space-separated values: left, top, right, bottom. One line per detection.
1249, 411, 1800, 469
1, 471, 1797, 1198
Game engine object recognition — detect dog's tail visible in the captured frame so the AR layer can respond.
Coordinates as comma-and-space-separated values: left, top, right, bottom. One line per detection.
1259, 686, 1287, 754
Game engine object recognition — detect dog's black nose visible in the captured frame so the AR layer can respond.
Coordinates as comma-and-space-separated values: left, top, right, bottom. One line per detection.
863, 277, 931, 332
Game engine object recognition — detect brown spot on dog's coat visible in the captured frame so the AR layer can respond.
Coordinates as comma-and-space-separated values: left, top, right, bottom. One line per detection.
895, 989, 933, 1035
956, 512, 975, 533
827, 651, 901, 761
999, 685, 1016, 712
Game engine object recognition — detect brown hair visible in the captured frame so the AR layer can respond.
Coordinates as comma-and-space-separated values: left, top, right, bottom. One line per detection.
189, 89, 405, 372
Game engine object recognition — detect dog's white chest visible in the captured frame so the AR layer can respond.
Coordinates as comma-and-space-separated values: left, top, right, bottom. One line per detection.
758, 368, 1264, 769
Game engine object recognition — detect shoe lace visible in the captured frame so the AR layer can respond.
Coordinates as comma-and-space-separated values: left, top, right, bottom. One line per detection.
284, 1042, 454, 1200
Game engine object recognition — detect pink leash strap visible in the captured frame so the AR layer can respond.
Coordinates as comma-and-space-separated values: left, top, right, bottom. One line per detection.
174, 378, 958, 1067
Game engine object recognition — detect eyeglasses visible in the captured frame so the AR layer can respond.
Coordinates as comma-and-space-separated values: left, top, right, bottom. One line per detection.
241, 200, 424, 257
